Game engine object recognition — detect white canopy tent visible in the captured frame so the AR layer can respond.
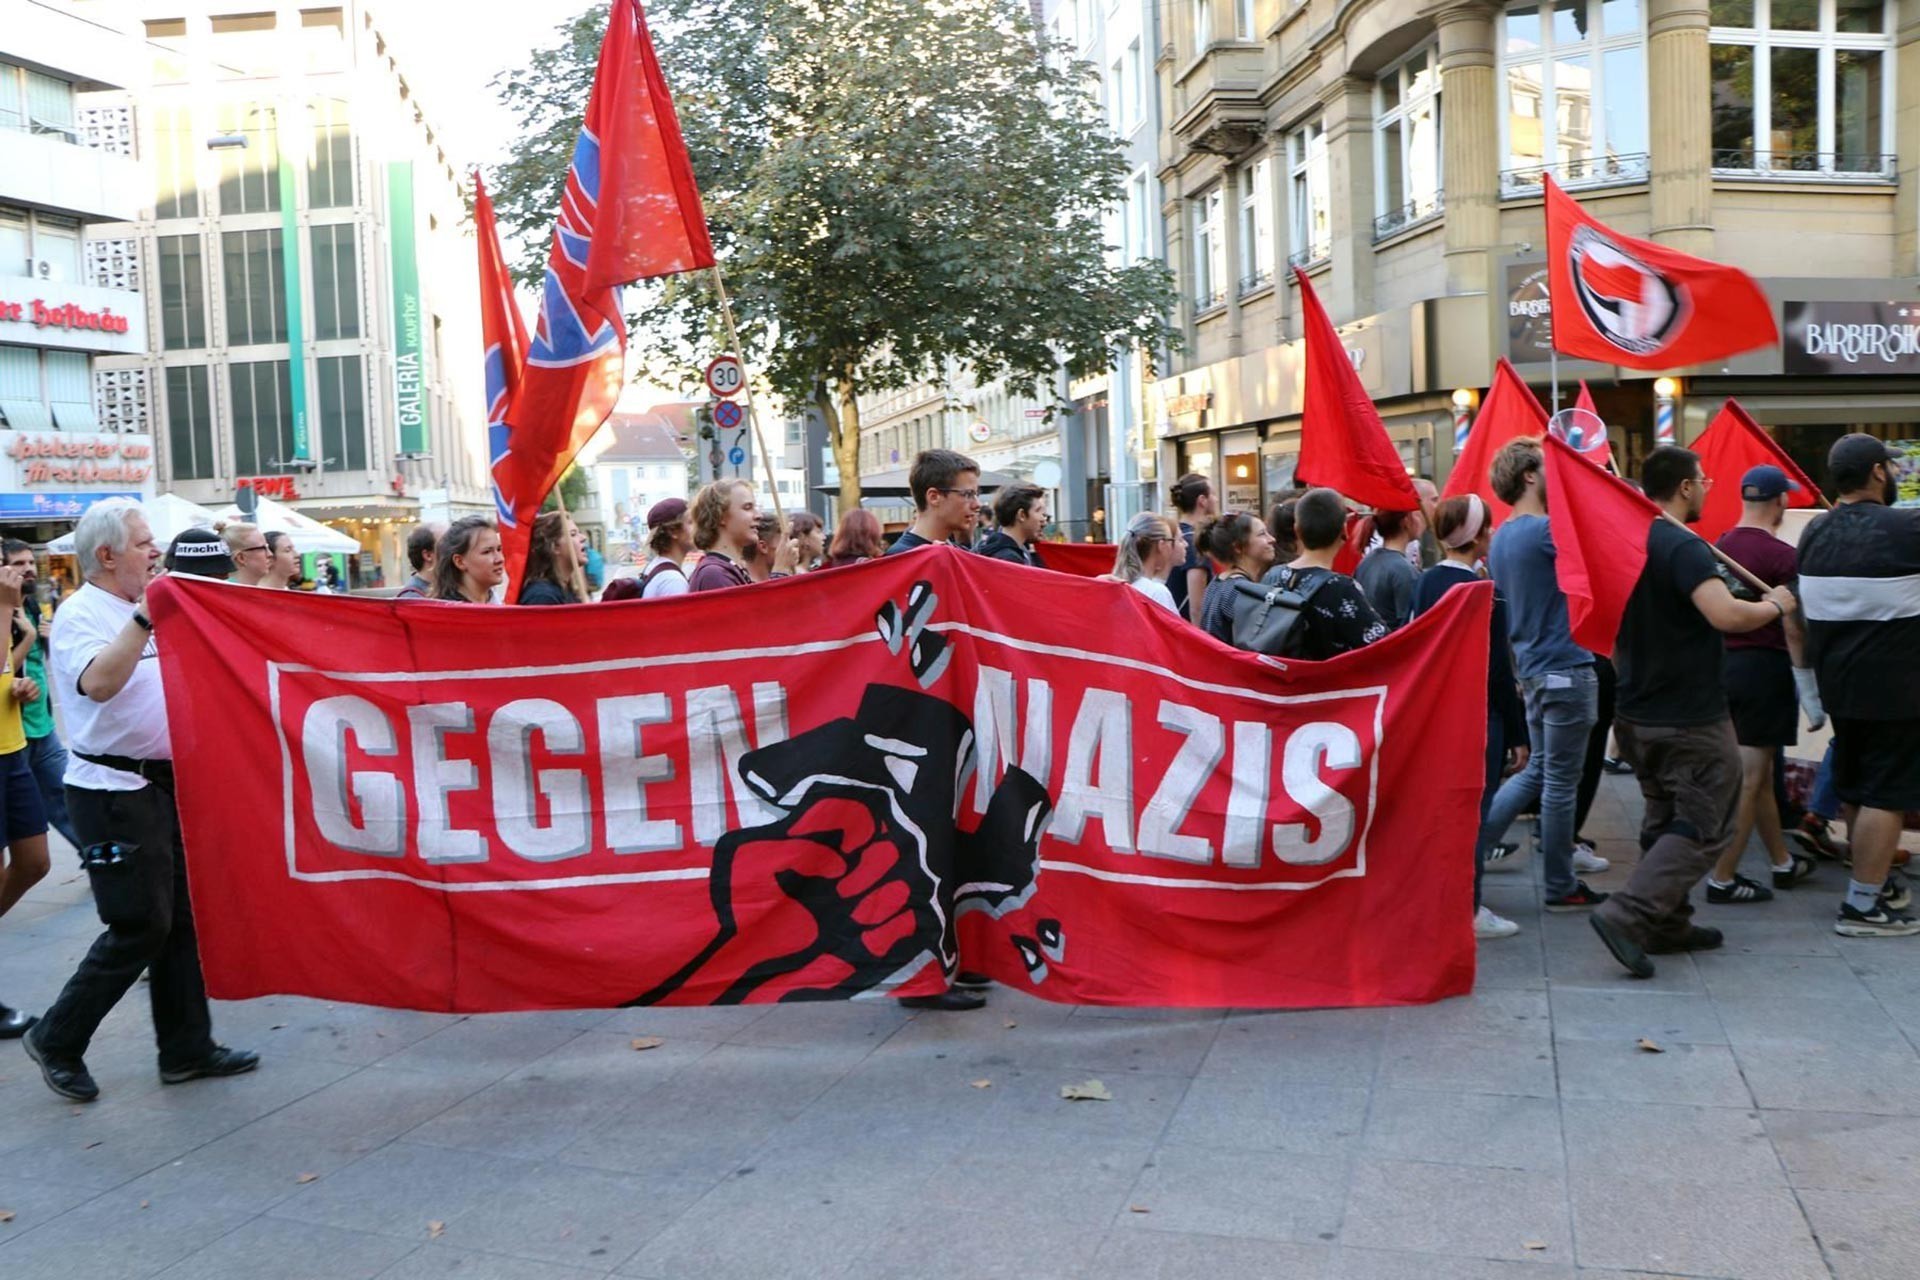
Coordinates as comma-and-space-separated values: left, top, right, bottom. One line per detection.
44, 493, 223, 555
211, 496, 360, 555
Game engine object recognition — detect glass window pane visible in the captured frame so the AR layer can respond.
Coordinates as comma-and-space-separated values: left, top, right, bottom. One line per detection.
1836, 0, 1884, 33
1710, 44, 1756, 161
0, 210, 27, 278
1769, 46, 1818, 160
1380, 70, 1400, 114
1381, 119, 1406, 213
1602, 46, 1646, 155
1409, 54, 1437, 100
1552, 0, 1588, 43
1601, 0, 1640, 36
1835, 49, 1884, 170
1709, 0, 1754, 23
159, 234, 205, 350
1770, 0, 1817, 29
1508, 62, 1547, 168
35, 221, 80, 282
1408, 102, 1441, 201
1556, 55, 1593, 166
1507, 5, 1541, 52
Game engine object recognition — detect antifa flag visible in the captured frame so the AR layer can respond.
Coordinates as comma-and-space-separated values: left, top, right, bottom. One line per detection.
492, 0, 716, 588
474, 174, 528, 524
1691, 400, 1821, 543
1542, 433, 1662, 657
148, 552, 1490, 1012
1295, 268, 1421, 512
1545, 175, 1777, 370
1441, 357, 1548, 525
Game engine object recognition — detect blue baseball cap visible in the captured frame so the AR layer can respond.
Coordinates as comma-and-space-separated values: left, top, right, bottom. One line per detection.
1740, 464, 1801, 501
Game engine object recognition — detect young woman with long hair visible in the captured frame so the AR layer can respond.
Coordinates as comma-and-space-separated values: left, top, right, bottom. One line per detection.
1110, 512, 1183, 613
429, 516, 505, 604
1197, 512, 1277, 644
824, 509, 884, 567
518, 511, 586, 605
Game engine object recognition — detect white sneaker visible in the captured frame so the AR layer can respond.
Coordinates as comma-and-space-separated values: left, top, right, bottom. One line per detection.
1572, 842, 1611, 875
1474, 906, 1521, 939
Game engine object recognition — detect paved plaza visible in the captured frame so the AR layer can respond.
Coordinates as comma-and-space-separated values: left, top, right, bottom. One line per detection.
3, 774, 1920, 1280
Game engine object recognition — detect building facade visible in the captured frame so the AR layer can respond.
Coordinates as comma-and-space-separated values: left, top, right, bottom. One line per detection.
589, 408, 691, 559
1152, 0, 1920, 512
97, 1, 489, 586
1, 1, 154, 547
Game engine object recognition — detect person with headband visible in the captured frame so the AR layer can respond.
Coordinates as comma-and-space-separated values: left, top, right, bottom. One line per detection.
1109, 512, 1183, 613
1414, 494, 1529, 940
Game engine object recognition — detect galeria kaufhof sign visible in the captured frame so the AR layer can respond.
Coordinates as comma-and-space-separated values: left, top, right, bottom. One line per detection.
1784, 301, 1920, 375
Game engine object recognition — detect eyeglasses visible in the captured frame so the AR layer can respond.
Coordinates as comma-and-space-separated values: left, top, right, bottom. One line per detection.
935, 487, 980, 501
239, 544, 270, 555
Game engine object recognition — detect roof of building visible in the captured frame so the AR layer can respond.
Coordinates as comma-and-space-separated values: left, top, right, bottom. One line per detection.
598, 409, 694, 464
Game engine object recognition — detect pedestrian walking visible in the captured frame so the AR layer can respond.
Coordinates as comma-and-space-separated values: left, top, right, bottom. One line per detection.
640, 499, 693, 598
884, 450, 980, 556
23, 499, 257, 1101
2, 540, 78, 851
429, 516, 506, 604
1589, 446, 1799, 977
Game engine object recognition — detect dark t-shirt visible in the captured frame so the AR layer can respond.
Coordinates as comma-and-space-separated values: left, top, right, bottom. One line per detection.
1169, 521, 1211, 617
1615, 519, 1725, 726
884, 530, 934, 556
1798, 500, 1920, 721
687, 552, 752, 591
517, 580, 578, 606
1716, 526, 1796, 652
1354, 546, 1419, 630
1258, 565, 1388, 661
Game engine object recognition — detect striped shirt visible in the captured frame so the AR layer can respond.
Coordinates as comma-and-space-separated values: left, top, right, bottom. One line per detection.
1797, 500, 1920, 720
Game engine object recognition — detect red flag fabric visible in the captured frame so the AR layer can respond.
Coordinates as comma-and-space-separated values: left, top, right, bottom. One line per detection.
1545, 175, 1777, 370
1572, 380, 1615, 469
1034, 543, 1117, 577
1542, 433, 1662, 657
493, 0, 715, 588
1295, 268, 1420, 511
148, 550, 1490, 1011
475, 174, 529, 526
1692, 400, 1821, 543
1441, 357, 1547, 524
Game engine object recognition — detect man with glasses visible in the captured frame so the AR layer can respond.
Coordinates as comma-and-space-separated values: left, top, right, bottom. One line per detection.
1590, 446, 1800, 978
223, 523, 275, 588
885, 450, 981, 557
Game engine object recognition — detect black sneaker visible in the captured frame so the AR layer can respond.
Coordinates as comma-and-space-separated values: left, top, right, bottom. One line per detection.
1648, 926, 1725, 954
1602, 756, 1635, 776
1590, 913, 1655, 978
22, 1027, 99, 1102
1706, 874, 1775, 905
1484, 841, 1523, 873
1881, 873, 1912, 912
952, 971, 992, 991
1772, 854, 1816, 891
1545, 881, 1610, 912
1790, 815, 1848, 862
1835, 901, 1920, 938
158, 1045, 260, 1085
898, 990, 986, 1012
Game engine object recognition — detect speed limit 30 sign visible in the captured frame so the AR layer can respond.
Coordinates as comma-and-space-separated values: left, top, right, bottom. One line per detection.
704, 355, 745, 398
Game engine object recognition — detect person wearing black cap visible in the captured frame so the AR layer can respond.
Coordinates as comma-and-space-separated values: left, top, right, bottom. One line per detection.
641, 497, 692, 600
164, 528, 233, 580
1797, 434, 1920, 937
22, 499, 257, 1101
1704, 464, 1823, 905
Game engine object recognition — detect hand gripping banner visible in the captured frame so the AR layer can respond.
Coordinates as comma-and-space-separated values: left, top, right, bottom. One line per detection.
148, 551, 1490, 1011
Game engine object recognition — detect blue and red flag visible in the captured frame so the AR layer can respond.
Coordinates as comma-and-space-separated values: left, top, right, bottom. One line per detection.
491, 0, 715, 586
474, 173, 528, 524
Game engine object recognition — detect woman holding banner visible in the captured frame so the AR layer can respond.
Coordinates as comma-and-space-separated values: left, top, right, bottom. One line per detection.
1109, 513, 1182, 613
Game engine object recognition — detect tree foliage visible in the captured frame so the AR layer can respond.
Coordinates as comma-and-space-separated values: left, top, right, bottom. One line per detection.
491, 0, 1176, 506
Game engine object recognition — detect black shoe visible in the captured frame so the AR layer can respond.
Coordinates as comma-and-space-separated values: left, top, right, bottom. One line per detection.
952, 971, 992, 991
1790, 815, 1848, 862
22, 1027, 99, 1102
1602, 756, 1635, 776
897, 990, 986, 1012
0, 1004, 36, 1039
1705, 874, 1774, 905
1772, 853, 1816, 891
1836, 901, 1920, 938
1880, 873, 1912, 913
1648, 926, 1725, 954
159, 1045, 260, 1085
1544, 881, 1611, 912
1590, 913, 1655, 978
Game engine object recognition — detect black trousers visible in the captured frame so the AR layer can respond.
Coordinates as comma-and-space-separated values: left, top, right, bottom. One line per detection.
1574, 659, 1617, 834
34, 784, 215, 1067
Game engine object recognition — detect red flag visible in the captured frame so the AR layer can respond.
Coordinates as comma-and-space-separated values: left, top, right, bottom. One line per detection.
1545, 175, 1776, 370
1692, 400, 1821, 543
1572, 380, 1614, 469
1441, 357, 1547, 524
493, 0, 715, 587
475, 174, 528, 526
1542, 433, 1662, 658
1295, 268, 1420, 511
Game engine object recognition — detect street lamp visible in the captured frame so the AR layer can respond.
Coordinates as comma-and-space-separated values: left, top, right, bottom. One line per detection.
1653, 377, 1680, 445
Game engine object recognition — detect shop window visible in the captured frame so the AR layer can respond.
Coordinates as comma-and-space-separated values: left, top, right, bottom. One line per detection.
229, 359, 294, 475
310, 223, 359, 340
0, 345, 52, 431
222, 228, 287, 346
157, 234, 206, 350
1376, 46, 1445, 238
34, 215, 80, 283
1287, 123, 1330, 266
1710, 0, 1892, 177
1224, 449, 1261, 511
317, 354, 367, 472
166, 365, 216, 480
1499, 0, 1648, 194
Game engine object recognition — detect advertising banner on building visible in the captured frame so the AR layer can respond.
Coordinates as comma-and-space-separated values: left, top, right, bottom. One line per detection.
149, 551, 1488, 1013
0, 429, 154, 518
1782, 301, 1920, 376
388, 161, 428, 455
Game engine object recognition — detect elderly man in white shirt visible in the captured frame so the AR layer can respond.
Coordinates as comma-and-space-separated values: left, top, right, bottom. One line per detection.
21, 498, 257, 1102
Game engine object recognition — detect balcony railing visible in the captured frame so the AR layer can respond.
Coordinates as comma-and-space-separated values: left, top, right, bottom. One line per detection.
1373, 195, 1444, 242
1237, 267, 1273, 297
1500, 152, 1650, 198
1711, 150, 1896, 182
1193, 287, 1226, 313
1287, 245, 1330, 271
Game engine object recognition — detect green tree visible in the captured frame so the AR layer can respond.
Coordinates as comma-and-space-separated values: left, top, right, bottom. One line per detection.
491, 0, 1175, 508
540, 464, 592, 513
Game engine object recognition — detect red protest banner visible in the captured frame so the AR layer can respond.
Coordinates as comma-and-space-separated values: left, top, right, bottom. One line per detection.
148, 550, 1487, 1012
1034, 542, 1115, 577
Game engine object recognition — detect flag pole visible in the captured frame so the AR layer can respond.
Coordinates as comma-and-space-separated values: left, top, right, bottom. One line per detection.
709, 266, 786, 526
1661, 511, 1771, 594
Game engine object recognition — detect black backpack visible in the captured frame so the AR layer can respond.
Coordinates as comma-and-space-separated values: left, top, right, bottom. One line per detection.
1222, 568, 1333, 658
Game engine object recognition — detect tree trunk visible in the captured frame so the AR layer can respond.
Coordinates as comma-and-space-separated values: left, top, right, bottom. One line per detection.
829, 374, 864, 512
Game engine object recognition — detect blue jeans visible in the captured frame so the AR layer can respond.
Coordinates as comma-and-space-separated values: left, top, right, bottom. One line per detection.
1809, 742, 1840, 821
1483, 665, 1599, 899
27, 729, 78, 849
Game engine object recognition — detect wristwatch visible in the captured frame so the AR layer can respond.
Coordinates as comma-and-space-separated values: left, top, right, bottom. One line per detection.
131, 610, 152, 631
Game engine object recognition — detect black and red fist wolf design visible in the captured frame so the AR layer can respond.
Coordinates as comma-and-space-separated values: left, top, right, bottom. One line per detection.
631, 582, 1057, 1005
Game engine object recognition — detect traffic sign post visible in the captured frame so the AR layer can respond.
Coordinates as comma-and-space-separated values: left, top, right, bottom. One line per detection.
704, 356, 745, 398
713, 399, 743, 430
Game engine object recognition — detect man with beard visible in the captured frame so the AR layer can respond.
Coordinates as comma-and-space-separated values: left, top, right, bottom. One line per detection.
3, 540, 77, 850
1797, 435, 1920, 937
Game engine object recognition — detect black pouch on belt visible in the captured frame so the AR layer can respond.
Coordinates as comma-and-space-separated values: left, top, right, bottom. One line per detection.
78, 841, 146, 928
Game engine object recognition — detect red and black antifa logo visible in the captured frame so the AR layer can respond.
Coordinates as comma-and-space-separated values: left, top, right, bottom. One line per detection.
1569, 224, 1690, 358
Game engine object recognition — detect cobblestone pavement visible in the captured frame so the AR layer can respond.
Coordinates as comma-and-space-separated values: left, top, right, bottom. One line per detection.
3, 775, 1919, 1279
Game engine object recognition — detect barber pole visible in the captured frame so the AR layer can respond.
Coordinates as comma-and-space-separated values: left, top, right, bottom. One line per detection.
1654, 397, 1676, 445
